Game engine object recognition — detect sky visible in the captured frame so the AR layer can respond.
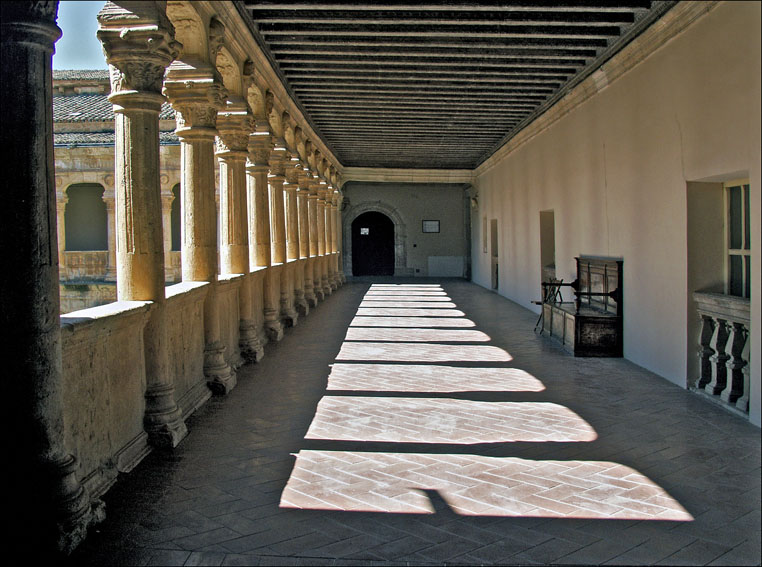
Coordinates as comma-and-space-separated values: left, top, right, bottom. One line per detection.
53, 1, 108, 70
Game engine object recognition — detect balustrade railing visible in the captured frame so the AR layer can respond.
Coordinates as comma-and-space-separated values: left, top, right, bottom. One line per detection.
693, 291, 751, 413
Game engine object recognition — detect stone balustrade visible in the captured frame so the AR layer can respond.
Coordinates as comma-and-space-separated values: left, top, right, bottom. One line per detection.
694, 291, 751, 413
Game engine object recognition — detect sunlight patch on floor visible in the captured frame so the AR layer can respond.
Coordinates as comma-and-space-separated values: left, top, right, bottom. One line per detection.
281, 451, 693, 521
306, 398, 597, 443
336, 341, 512, 362
327, 364, 545, 392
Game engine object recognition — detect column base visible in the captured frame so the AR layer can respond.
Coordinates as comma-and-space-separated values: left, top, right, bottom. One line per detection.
281, 305, 299, 328
144, 384, 188, 448
50, 453, 104, 555
314, 288, 325, 302
265, 312, 284, 342
204, 341, 237, 395
296, 297, 309, 318
239, 319, 265, 363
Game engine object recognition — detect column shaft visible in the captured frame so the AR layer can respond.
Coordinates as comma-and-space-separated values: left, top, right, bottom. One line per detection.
3, 3, 93, 552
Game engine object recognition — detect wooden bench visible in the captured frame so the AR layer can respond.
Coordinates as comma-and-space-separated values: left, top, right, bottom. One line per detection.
540, 256, 623, 357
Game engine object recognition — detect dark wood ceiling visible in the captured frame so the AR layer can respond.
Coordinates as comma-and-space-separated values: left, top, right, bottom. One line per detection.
241, 1, 676, 169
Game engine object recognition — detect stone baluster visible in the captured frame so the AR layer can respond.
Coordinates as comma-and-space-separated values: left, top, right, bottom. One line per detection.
695, 314, 715, 389
705, 318, 730, 395
3, 1, 95, 552
163, 67, 236, 395
721, 322, 748, 404
736, 335, 750, 412
217, 105, 263, 363
98, 1, 189, 444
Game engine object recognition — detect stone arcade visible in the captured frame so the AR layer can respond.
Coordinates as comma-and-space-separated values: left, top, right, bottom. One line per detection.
2, 0, 759, 557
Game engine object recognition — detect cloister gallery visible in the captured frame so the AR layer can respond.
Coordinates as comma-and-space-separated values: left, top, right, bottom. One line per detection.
1, 0, 759, 560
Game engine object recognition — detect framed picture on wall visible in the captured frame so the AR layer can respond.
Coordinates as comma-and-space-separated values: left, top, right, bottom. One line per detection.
422, 220, 440, 233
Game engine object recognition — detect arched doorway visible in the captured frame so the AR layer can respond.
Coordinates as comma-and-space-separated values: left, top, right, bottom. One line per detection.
352, 211, 395, 276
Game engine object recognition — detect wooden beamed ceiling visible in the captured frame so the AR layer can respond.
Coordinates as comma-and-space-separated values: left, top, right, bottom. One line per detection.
242, 1, 676, 169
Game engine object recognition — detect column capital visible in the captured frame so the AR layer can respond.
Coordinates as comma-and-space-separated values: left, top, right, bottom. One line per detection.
247, 132, 273, 168
284, 157, 302, 187
268, 146, 289, 178
163, 71, 227, 138
97, 2, 179, 96
216, 103, 255, 155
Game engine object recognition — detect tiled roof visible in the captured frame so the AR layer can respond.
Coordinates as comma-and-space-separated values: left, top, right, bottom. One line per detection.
54, 93, 176, 122
54, 131, 179, 147
53, 69, 110, 81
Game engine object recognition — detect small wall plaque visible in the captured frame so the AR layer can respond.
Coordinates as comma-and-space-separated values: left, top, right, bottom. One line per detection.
422, 220, 440, 233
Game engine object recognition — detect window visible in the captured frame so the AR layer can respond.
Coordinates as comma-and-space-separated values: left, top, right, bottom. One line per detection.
726, 180, 751, 298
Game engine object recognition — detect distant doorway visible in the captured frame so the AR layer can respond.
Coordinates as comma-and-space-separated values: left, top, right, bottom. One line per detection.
352, 211, 394, 276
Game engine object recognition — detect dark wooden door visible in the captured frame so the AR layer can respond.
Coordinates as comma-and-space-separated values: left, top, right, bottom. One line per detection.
352, 211, 394, 276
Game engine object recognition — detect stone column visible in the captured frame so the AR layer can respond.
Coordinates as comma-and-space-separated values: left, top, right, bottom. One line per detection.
317, 186, 332, 297
163, 69, 236, 395
269, 145, 297, 327
336, 193, 347, 284
269, 146, 288, 265
56, 188, 68, 279
3, 1, 94, 553
247, 134, 272, 269
159, 180, 174, 282
102, 177, 117, 282
246, 133, 274, 350
217, 108, 262, 362
249, 135, 284, 340
98, 2, 188, 446
308, 182, 324, 302
284, 158, 306, 317
297, 168, 313, 312
328, 191, 339, 289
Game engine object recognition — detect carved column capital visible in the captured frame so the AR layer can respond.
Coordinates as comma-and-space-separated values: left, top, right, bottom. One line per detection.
247, 133, 273, 169
216, 104, 255, 155
284, 157, 302, 187
97, 3, 180, 96
268, 146, 289, 179
163, 77, 227, 138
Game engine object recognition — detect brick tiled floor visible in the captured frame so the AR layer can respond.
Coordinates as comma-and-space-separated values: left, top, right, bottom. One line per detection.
68, 279, 761, 566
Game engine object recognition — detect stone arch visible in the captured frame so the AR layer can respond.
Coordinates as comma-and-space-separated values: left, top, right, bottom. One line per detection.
216, 47, 242, 98
166, 1, 207, 62
343, 200, 409, 277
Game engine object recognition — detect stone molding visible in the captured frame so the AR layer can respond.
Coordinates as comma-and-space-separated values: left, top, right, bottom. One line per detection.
343, 200, 409, 277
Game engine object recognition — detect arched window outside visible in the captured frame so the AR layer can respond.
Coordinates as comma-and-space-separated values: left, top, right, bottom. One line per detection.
171, 183, 181, 251
64, 183, 107, 251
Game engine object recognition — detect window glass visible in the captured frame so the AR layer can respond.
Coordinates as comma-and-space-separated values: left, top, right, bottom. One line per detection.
728, 184, 742, 249
743, 184, 751, 249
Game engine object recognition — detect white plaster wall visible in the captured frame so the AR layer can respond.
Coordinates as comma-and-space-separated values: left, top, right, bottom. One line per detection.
344, 182, 468, 277
472, 2, 761, 425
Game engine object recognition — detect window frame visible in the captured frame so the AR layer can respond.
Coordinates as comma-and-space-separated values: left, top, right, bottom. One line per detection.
724, 179, 751, 299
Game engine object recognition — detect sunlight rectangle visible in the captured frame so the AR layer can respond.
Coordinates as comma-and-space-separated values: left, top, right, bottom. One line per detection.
344, 328, 491, 343
350, 316, 476, 328
306, 398, 596, 443
280, 451, 693, 521
336, 342, 512, 362
356, 308, 465, 317
359, 301, 458, 308
327, 364, 545, 392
